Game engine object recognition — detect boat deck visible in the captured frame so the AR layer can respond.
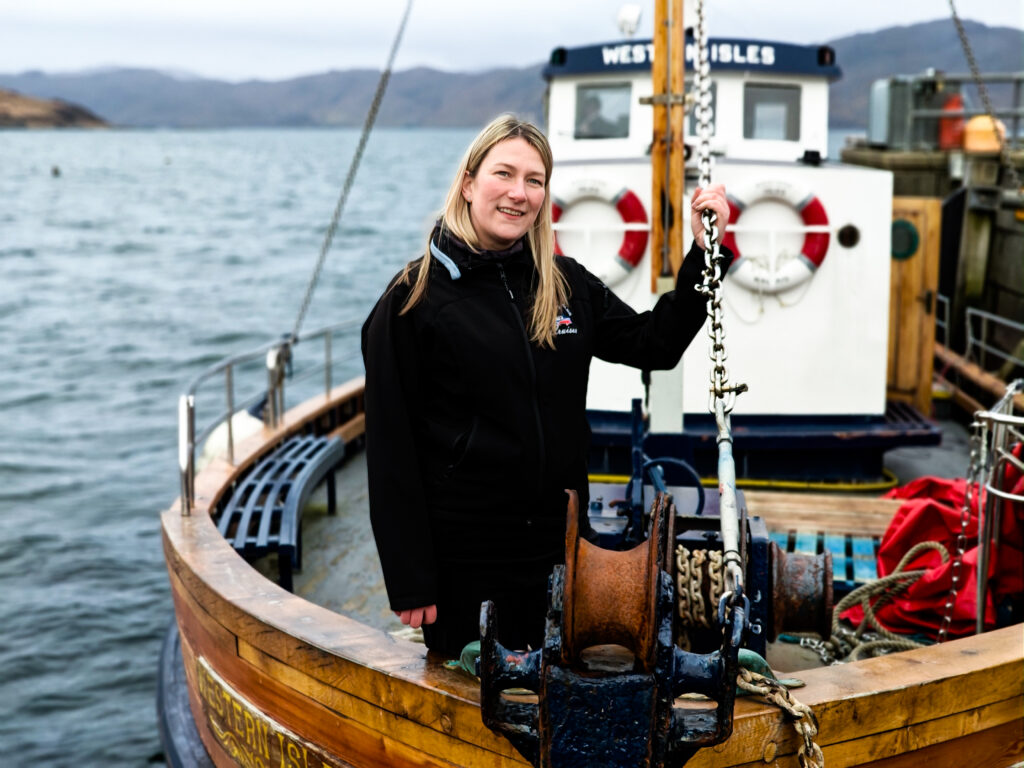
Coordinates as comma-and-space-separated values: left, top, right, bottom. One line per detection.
248, 421, 974, 675
163, 379, 1022, 768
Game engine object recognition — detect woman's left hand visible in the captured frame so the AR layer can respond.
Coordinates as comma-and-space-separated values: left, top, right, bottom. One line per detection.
690, 184, 729, 250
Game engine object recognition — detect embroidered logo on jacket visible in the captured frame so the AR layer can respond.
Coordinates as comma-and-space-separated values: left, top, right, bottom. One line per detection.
555, 305, 577, 335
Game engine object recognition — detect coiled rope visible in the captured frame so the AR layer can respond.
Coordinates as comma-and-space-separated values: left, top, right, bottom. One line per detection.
789, 540, 950, 667
289, 0, 415, 342
829, 540, 949, 661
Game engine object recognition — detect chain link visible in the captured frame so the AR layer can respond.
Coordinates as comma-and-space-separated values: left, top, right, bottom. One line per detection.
676, 545, 691, 628
690, 549, 708, 627
737, 669, 824, 767
938, 417, 983, 640
290, 0, 414, 342
946, 0, 1022, 193
707, 549, 723, 609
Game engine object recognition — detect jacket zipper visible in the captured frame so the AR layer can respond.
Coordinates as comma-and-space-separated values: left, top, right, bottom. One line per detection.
497, 262, 546, 501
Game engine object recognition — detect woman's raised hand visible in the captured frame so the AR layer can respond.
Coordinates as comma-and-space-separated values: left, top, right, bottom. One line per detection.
690, 184, 729, 250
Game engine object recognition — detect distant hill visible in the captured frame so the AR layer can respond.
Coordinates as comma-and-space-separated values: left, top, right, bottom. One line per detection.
0, 87, 107, 127
0, 19, 1019, 129
0, 66, 545, 129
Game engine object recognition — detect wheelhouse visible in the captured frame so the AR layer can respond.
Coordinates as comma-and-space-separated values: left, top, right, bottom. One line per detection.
543, 36, 841, 163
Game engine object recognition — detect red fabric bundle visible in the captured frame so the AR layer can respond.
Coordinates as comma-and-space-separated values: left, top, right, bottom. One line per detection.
841, 444, 1024, 640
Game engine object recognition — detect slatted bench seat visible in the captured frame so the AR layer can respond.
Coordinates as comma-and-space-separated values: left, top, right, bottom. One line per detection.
217, 434, 345, 592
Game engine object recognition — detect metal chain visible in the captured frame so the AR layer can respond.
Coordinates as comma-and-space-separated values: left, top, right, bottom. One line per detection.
693, 0, 746, 417
707, 549, 724, 608
690, 549, 708, 627
675, 547, 727, 628
693, 0, 714, 200
796, 635, 838, 666
947, 0, 1022, 192
737, 669, 824, 767
289, 0, 414, 343
692, 0, 747, 604
693, 0, 725, 408
676, 545, 692, 626
938, 417, 983, 640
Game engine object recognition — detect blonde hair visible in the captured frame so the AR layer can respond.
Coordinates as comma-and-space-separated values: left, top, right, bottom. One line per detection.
399, 115, 569, 349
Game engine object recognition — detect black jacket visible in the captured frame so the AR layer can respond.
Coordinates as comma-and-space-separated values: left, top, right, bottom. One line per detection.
361, 229, 729, 611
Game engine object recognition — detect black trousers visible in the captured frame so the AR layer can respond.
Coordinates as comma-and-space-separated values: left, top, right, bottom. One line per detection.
422, 565, 554, 657
423, 508, 566, 658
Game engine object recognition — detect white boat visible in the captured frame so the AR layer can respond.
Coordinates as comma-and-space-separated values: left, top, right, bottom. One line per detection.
543, 29, 940, 484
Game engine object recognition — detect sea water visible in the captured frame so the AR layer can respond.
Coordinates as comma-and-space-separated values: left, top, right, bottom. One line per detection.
0, 126, 866, 764
0, 127, 473, 764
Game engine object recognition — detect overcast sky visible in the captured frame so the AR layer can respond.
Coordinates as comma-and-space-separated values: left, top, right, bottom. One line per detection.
2, 0, 1021, 81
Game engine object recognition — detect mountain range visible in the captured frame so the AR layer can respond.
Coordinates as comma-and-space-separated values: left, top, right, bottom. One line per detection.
0, 19, 1019, 129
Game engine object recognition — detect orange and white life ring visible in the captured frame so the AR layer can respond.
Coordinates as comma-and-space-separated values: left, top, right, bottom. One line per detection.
720, 180, 830, 294
551, 179, 649, 286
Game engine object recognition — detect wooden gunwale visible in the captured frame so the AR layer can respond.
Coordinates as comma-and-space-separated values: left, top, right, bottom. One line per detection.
162, 377, 1024, 767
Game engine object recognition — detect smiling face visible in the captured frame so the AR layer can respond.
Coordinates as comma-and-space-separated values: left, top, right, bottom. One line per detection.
461, 137, 547, 251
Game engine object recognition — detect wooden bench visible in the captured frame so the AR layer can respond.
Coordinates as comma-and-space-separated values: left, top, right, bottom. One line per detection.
217, 434, 345, 592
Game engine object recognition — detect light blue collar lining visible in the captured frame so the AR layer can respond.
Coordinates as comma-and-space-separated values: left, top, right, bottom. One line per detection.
429, 240, 462, 280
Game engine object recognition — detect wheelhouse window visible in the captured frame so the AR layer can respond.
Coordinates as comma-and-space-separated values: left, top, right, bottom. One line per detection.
685, 79, 717, 137
575, 84, 631, 139
744, 84, 801, 141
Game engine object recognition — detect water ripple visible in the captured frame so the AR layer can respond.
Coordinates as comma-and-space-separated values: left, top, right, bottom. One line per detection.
0, 126, 473, 764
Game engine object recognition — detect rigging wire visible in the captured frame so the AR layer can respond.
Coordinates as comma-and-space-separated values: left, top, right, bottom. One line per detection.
289, 0, 415, 343
946, 0, 1022, 193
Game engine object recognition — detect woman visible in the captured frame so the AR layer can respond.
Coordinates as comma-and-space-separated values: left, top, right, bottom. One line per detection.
362, 115, 731, 657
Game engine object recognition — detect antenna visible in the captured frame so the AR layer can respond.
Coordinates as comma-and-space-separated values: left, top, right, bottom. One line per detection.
617, 4, 642, 38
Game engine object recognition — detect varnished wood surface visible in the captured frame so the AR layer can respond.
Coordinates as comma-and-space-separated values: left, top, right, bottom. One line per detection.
743, 490, 902, 537
649, 0, 685, 289
934, 343, 1024, 414
163, 377, 1024, 767
327, 412, 366, 444
887, 197, 941, 415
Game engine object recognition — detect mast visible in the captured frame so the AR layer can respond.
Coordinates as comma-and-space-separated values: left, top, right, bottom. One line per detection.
650, 0, 686, 293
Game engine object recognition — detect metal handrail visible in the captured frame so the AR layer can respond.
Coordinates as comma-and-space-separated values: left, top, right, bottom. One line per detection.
972, 378, 1024, 633
178, 317, 362, 515
935, 300, 1023, 376
966, 307, 1024, 373
898, 70, 1024, 150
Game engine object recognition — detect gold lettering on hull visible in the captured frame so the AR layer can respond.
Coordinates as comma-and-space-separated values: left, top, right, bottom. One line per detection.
196, 657, 344, 768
